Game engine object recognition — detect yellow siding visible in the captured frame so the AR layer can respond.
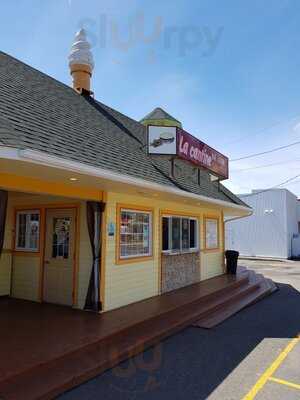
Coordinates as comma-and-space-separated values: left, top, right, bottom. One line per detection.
0, 253, 11, 295
2, 192, 93, 307
0, 191, 15, 297
1, 189, 226, 311
11, 256, 40, 301
200, 252, 224, 280
103, 191, 224, 311
104, 196, 159, 310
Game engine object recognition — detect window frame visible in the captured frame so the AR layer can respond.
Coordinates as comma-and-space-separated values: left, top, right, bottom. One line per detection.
15, 209, 41, 253
204, 216, 220, 251
162, 215, 199, 255
116, 205, 154, 264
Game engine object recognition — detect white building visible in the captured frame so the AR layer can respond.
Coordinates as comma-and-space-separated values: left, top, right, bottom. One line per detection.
226, 189, 300, 259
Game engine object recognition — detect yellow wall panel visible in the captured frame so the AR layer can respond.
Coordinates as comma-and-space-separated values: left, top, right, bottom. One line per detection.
2, 192, 93, 308
104, 194, 159, 310
200, 252, 224, 280
11, 256, 40, 301
1, 189, 225, 311
0, 253, 12, 295
103, 191, 225, 311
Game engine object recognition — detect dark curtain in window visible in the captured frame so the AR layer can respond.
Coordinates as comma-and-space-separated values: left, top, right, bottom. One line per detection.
0, 190, 8, 258
84, 201, 106, 312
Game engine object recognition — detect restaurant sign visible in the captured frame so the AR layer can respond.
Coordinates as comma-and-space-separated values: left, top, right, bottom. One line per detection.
148, 125, 229, 180
177, 128, 228, 179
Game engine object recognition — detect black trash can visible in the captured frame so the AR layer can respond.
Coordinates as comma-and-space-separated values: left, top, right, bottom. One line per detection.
225, 250, 239, 275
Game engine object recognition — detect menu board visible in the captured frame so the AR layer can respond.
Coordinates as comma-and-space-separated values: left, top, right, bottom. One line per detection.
205, 219, 218, 249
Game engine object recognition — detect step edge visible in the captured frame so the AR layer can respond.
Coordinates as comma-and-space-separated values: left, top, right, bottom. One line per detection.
0, 274, 251, 385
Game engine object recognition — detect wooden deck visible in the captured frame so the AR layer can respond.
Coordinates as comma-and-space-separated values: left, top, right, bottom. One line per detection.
0, 268, 276, 400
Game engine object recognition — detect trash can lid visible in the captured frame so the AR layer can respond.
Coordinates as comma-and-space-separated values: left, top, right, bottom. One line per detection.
225, 250, 239, 257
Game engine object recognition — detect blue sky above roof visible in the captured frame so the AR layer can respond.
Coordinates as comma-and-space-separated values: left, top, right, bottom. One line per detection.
2, 0, 300, 195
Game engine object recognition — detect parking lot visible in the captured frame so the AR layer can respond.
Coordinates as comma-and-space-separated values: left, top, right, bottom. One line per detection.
243, 337, 300, 399
237, 259, 300, 400
239, 258, 300, 292
60, 260, 300, 400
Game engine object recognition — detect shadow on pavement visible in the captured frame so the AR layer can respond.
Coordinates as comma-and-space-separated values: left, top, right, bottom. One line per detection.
59, 283, 300, 400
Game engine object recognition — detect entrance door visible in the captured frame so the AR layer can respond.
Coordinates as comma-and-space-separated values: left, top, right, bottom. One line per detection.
43, 208, 76, 306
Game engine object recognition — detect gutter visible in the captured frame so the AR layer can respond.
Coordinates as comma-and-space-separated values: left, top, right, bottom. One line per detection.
224, 213, 253, 223
0, 146, 252, 214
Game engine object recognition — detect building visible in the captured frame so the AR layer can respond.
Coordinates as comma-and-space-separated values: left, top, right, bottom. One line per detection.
226, 188, 300, 259
0, 29, 251, 313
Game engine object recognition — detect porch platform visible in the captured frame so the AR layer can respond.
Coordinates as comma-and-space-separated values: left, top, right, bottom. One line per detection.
0, 268, 276, 400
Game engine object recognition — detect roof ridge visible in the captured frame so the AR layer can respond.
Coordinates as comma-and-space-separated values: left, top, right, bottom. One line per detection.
83, 96, 143, 145
95, 100, 145, 130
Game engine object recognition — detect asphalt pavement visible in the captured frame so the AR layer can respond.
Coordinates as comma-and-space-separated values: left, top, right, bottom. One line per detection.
59, 260, 300, 400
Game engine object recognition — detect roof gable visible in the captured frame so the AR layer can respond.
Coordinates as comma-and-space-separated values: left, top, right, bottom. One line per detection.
140, 107, 181, 124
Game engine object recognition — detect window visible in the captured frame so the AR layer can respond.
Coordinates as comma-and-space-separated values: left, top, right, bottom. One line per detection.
15, 210, 40, 251
119, 209, 152, 259
205, 218, 219, 249
162, 216, 198, 253
52, 217, 71, 259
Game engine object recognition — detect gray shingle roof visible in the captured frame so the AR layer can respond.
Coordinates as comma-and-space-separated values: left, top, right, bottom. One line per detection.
0, 51, 247, 208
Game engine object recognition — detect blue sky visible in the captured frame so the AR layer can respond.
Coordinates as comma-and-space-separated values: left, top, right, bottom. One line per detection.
2, 0, 300, 195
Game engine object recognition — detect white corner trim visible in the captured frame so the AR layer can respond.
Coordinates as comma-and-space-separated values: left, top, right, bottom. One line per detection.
0, 147, 252, 214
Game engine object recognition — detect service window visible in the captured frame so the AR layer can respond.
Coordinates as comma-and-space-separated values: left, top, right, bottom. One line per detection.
205, 218, 219, 249
162, 216, 198, 253
119, 209, 152, 259
15, 210, 40, 252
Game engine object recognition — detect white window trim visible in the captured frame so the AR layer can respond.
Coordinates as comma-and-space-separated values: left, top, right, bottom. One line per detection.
162, 215, 199, 255
15, 210, 40, 252
119, 208, 153, 259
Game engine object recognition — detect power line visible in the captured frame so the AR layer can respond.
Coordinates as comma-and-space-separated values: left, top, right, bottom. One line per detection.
230, 139, 300, 162
238, 173, 300, 198
284, 179, 300, 187
231, 158, 300, 172
224, 113, 300, 146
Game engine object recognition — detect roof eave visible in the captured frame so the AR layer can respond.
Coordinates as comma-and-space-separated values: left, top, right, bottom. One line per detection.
0, 146, 252, 215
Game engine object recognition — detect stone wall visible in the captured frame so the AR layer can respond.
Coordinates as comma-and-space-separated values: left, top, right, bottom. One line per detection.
161, 252, 200, 293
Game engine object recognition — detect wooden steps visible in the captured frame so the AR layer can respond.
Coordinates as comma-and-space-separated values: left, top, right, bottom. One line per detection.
193, 270, 278, 329
0, 269, 276, 400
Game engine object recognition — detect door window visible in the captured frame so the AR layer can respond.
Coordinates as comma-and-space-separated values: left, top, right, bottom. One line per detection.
52, 217, 71, 259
